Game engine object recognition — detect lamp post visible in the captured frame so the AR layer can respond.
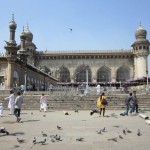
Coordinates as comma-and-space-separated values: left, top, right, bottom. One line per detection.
84, 65, 89, 95
146, 70, 149, 90
24, 70, 27, 94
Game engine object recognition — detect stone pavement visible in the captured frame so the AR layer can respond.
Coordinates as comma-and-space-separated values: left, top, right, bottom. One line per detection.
0, 109, 150, 150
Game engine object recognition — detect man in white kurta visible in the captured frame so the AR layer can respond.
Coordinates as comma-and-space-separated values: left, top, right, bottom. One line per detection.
96, 84, 101, 95
40, 93, 47, 112
5, 90, 15, 115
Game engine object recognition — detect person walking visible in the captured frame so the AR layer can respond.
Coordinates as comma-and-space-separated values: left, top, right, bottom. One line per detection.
40, 93, 47, 112
4, 90, 15, 115
133, 91, 139, 113
97, 93, 108, 117
125, 92, 134, 115
0, 103, 4, 117
14, 92, 23, 122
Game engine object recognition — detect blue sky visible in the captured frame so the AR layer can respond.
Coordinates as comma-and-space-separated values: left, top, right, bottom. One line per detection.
0, 0, 150, 72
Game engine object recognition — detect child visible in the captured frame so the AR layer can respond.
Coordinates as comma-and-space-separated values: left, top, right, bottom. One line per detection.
0, 103, 4, 117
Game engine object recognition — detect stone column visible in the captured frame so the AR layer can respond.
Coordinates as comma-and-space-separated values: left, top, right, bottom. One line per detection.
111, 67, 116, 82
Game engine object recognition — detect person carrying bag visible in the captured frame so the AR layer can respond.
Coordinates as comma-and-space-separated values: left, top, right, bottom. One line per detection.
97, 93, 108, 117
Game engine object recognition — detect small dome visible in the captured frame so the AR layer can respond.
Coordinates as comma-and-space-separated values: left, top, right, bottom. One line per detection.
24, 26, 33, 42
135, 25, 147, 39
9, 14, 17, 30
20, 27, 26, 40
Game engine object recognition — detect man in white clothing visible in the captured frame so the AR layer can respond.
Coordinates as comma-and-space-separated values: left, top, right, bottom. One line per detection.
4, 90, 15, 115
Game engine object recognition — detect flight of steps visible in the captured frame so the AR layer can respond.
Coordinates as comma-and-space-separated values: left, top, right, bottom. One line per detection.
0, 91, 150, 110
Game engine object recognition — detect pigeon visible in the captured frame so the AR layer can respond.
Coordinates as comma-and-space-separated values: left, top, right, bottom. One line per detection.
96, 129, 102, 134
41, 131, 48, 137
113, 125, 120, 128
75, 109, 79, 113
57, 125, 62, 130
76, 137, 84, 141
123, 129, 126, 135
31, 112, 33, 115
32, 137, 36, 144
102, 127, 106, 132
126, 128, 132, 133
17, 137, 25, 143
137, 129, 141, 136
68, 28, 73, 32
51, 138, 55, 142
43, 114, 46, 117
119, 135, 123, 139
11, 145, 20, 149
50, 134, 58, 139
30, 137, 36, 148
0, 127, 9, 135
55, 135, 62, 141
37, 139, 46, 145
108, 138, 117, 142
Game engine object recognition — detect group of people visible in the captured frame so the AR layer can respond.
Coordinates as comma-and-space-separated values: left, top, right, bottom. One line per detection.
125, 91, 139, 115
97, 90, 139, 117
0, 91, 23, 122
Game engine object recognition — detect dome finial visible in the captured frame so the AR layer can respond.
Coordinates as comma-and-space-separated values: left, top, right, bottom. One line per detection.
12, 13, 14, 21
139, 20, 142, 27
23, 26, 24, 32
27, 23, 29, 30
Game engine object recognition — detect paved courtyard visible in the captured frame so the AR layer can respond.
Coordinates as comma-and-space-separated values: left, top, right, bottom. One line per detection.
0, 109, 150, 150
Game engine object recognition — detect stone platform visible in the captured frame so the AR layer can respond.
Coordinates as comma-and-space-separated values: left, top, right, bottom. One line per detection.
0, 110, 150, 150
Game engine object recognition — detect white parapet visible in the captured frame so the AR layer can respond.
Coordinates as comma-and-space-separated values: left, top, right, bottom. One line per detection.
139, 113, 149, 120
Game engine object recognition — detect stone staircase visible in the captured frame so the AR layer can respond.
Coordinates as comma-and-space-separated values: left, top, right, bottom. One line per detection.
0, 91, 150, 110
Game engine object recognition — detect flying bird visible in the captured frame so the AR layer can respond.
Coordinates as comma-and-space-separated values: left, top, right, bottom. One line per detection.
68, 28, 73, 32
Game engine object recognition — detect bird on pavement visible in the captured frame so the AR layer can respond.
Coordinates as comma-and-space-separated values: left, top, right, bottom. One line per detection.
57, 125, 62, 130
41, 131, 48, 137
123, 129, 126, 135
76, 137, 84, 141
37, 139, 46, 145
17, 137, 25, 143
137, 129, 141, 136
108, 137, 117, 142
96, 129, 102, 134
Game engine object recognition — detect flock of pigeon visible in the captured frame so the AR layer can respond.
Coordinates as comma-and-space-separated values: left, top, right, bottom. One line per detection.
0, 109, 145, 149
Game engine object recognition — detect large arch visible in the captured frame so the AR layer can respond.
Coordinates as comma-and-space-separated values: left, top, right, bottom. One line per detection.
74, 64, 91, 82
97, 66, 111, 82
116, 66, 130, 82
59, 66, 70, 82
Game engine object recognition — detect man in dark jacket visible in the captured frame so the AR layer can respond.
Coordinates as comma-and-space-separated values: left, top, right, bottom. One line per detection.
14, 92, 23, 122
125, 92, 134, 115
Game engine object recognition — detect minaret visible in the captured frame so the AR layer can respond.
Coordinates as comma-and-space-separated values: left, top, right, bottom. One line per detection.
4, 14, 19, 57
131, 23, 150, 79
18, 27, 28, 63
4, 14, 19, 89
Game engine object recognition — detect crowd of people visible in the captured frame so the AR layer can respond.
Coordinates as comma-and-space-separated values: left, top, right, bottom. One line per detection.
0, 89, 139, 121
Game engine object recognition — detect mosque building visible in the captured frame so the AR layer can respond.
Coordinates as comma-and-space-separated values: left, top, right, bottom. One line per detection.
0, 15, 149, 90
